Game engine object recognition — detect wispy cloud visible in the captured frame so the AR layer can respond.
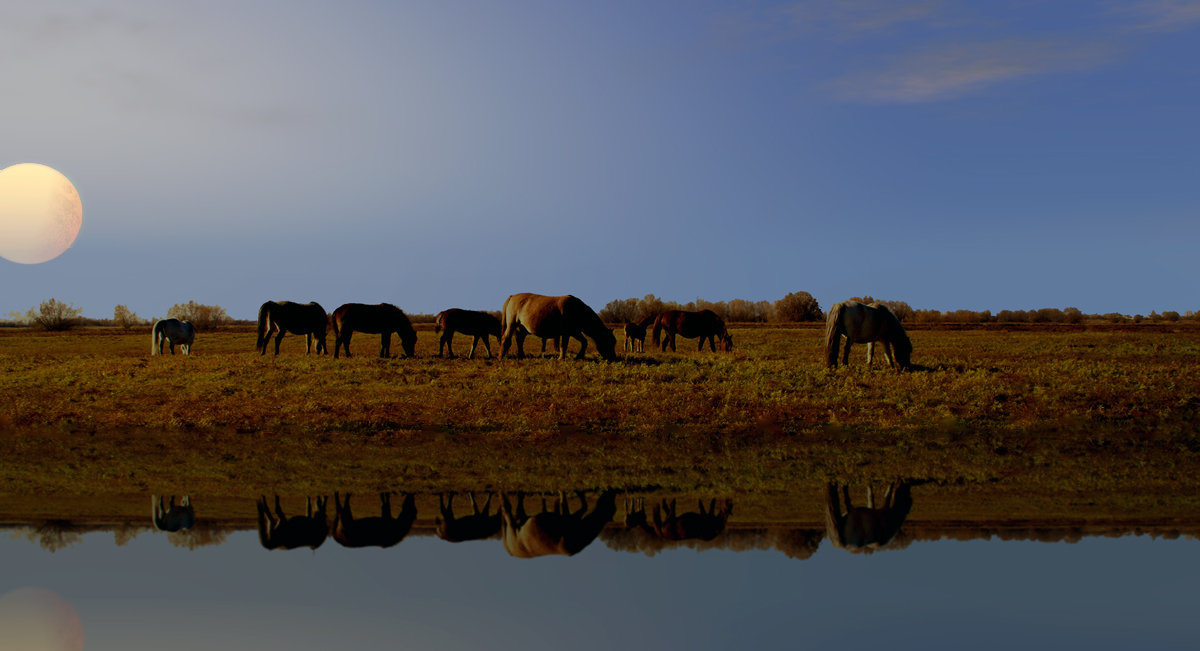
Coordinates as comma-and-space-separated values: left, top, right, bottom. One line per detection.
1114, 0, 1200, 31
832, 38, 1118, 103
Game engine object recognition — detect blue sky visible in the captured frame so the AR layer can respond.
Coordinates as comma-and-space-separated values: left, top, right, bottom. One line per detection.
3, 1, 1198, 319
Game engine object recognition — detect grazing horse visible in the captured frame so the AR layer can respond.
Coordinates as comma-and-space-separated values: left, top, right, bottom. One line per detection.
652, 309, 732, 353
500, 490, 617, 558
331, 492, 417, 548
653, 498, 732, 542
823, 301, 912, 370
824, 481, 913, 552
256, 301, 328, 355
436, 492, 502, 542
151, 495, 195, 532
331, 302, 417, 358
256, 495, 329, 550
435, 309, 502, 359
623, 314, 657, 354
151, 318, 195, 355
500, 293, 618, 361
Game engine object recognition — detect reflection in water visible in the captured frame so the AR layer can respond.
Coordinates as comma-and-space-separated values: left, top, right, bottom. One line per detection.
500, 490, 617, 558
332, 492, 416, 548
625, 497, 732, 542
824, 481, 913, 553
151, 495, 195, 532
436, 491, 501, 542
256, 495, 329, 550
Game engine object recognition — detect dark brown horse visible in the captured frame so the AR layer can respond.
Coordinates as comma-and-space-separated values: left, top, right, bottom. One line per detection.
652, 309, 733, 352
435, 492, 502, 542
500, 490, 617, 558
331, 303, 417, 358
623, 314, 657, 354
500, 293, 617, 361
824, 481, 913, 552
823, 301, 912, 370
435, 309, 502, 359
256, 495, 329, 550
256, 301, 328, 355
625, 497, 732, 542
331, 492, 417, 548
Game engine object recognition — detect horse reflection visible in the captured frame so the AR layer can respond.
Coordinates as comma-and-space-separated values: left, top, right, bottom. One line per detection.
332, 492, 416, 548
256, 495, 329, 550
152, 495, 195, 532
626, 497, 732, 541
501, 490, 617, 557
436, 492, 502, 542
824, 481, 912, 552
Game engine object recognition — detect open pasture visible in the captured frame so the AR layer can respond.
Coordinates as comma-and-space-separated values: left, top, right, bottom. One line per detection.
1, 323, 1198, 508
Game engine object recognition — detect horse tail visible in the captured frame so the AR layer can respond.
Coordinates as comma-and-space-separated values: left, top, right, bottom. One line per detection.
824, 303, 844, 368
652, 315, 663, 347
434, 311, 444, 334
150, 320, 159, 356
256, 302, 270, 352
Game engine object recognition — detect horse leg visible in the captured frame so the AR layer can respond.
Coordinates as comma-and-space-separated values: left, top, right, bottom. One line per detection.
380, 333, 391, 358
866, 342, 874, 366
481, 335, 493, 359
842, 340, 851, 366
574, 334, 588, 360
274, 332, 285, 356
468, 335, 480, 360
515, 330, 527, 359
304, 333, 312, 355
337, 332, 353, 358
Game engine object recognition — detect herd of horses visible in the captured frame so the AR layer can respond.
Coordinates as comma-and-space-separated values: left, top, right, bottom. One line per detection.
160, 483, 913, 554
152, 293, 914, 370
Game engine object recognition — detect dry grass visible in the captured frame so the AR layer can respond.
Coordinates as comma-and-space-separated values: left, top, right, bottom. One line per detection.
1, 324, 1198, 515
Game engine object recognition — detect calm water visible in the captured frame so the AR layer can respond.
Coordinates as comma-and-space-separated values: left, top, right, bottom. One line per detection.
2, 489, 1197, 650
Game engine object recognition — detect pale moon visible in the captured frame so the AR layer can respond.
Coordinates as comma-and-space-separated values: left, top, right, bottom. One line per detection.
0, 587, 85, 651
0, 163, 83, 264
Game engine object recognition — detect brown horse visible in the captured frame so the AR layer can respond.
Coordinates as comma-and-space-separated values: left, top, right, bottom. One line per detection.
824, 481, 913, 552
256, 301, 328, 355
256, 495, 329, 550
500, 490, 617, 558
435, 309, 502, 359
623, 314, 657, 354
436, 492, 502, 542
331, 492, 417, 548
823, 301, 912, 370
331, 303, 417, 358
652, 309, 733, 352
499, 293, 618, 361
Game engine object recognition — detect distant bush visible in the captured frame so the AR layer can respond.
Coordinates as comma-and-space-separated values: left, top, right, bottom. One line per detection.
113, 304, 144, 330
12, 298, 83, 331
774, 291, 823, 322
167, 301, 230, 331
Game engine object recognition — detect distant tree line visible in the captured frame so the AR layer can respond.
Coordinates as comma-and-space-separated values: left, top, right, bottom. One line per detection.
3, 295, 1198, 329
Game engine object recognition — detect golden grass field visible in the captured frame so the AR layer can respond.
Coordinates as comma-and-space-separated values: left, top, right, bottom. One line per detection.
1, 322, 1198, 528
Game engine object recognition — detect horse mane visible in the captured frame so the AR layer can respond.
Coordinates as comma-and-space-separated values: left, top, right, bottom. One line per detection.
636, 313, 657, 328
823, 302, 846, 366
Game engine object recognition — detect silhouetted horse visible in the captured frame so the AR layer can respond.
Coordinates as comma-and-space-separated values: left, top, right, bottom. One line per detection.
256, 495, 329, 550
625, 497, 732, 541
500, 293, 618, 361
435, 309, 502, 359
824, 481, 913, 552
623, 314, 657, 354
152, 318, 195, 355
436, 492, 502, 542
652, 309, 732, 352
331, 492, 417, 548
151, 495, 195, 532
256, 301, 328, 355
501, 490, 617, 557
824, 301, 912, 370
331, 303, 417, 358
